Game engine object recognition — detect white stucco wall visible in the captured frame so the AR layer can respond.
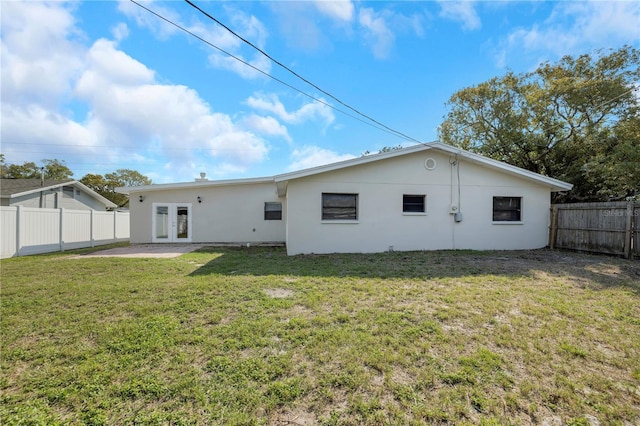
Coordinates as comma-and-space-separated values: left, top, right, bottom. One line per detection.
128, 182, 285, 244
284, 150, 553, 255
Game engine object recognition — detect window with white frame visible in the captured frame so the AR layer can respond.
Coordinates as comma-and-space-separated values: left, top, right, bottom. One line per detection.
322, 193, 358, 221
264, 202, 282, 220
403, 194, 426, 213
492, 197, 522, 222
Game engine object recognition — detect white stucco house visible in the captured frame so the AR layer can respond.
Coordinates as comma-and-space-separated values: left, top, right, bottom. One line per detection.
116, 143, 572, 255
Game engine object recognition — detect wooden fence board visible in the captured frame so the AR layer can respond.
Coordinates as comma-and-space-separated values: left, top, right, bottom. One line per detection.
550, 201, 638, 259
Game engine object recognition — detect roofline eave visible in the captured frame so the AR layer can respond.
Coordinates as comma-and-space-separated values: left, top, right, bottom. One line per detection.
116, 176, 276, 194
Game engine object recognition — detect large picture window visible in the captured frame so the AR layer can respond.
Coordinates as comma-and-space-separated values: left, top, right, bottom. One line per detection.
403, 194, 426, 213
264, 202, 282, 220
322, 193, 358, 221
493, 197, 522, 222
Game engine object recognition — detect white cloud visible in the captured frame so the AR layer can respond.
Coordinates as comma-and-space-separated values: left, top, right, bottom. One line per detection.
1, 103, 97, 152
205, 8, 273, 79
553, 1, 639, 46
119, 0, 272, 80
496, 1, 640, 65
205, 162, 250, 178
358, 8, 395, 59
229, 11, 269, 48
1, 2, 271, 182
111, 22, 130, 42
207, 50, 272, 80
288, 146, 356, 171
314, 1, 355, 22
240, 114, 291, 143
0, 1, 84, 107
74, 39, 268, 166
78, 39, 154, 87
246, 93, 335, 127
356, 6, 425, 59
270, 2, 422, 59
400, 12, 427, 39
116, 0, 181, 39
438, 1, 481, 31
268, 2, 328, 52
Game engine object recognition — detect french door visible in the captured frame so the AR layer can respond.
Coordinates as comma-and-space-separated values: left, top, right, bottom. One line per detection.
152, 203, 192, 243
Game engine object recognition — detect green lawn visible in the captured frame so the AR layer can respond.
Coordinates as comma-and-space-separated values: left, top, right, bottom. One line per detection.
1, 246, 639, 425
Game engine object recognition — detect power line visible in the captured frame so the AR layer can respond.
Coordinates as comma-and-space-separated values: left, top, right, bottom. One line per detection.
11, 85, 633, 162
129, 0, 423, 145
184, 0, 425, 145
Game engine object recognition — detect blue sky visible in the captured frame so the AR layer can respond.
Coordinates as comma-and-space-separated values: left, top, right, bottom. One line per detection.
1, 1, 638, 184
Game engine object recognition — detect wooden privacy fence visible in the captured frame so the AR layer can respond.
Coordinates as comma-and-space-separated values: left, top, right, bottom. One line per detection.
549, 201, 639, 259
1, 206, 129, 259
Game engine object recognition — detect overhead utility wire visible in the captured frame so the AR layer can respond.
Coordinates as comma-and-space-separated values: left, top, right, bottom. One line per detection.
129, 0, 420, 144
184, 0, 425, 145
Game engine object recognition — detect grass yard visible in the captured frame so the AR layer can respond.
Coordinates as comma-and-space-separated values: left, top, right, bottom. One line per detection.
1, 246, 639, 425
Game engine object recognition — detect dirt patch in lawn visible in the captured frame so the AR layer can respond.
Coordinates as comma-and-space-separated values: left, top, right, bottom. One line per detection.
264, 288, 294, 298
443, 249, 639, 291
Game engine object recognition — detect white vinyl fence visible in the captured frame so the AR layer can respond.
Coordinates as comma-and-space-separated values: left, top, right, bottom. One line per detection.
1, 206, 129, 259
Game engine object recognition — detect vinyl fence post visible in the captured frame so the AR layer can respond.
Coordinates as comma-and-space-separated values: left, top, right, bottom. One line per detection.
16, 205, 22, 257
90, 209, 95, 248
59, 208, 65, 252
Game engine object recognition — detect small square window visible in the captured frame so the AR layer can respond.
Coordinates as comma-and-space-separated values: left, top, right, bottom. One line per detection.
403, 194, 425, 213
62, 186, 75, 199
493, 197, 521, 221
264, 202, 282, 220
322, 193, 358, 220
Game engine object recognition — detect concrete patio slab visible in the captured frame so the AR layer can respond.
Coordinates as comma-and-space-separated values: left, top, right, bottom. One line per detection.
78, 244, 208, 258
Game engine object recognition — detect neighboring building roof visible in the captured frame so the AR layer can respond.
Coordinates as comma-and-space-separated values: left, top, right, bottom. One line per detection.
0, 179, 74, 197
0, 179, 117, 208
116, 142, 574, 195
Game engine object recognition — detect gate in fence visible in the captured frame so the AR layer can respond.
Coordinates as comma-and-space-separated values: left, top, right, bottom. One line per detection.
549, 201, 639, 259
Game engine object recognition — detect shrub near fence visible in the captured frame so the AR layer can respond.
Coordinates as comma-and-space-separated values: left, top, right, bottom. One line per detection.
549, 201, 639, 259
0, 206, 129, 259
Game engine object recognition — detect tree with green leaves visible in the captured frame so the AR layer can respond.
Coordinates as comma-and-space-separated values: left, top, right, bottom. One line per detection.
581, 116, 640, 200
79, 173, 110, 196
0, 158, 74, 180
362, 145, 404, 156
0, 154, 6, 178
438, 46, 639, 201
81, 169, 152, 208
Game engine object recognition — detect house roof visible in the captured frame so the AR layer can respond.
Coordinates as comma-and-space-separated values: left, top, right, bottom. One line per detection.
273, 142, 573, 192
1, 179, 117, 208
116, 142, 573, 195
116, 176, 274, 194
